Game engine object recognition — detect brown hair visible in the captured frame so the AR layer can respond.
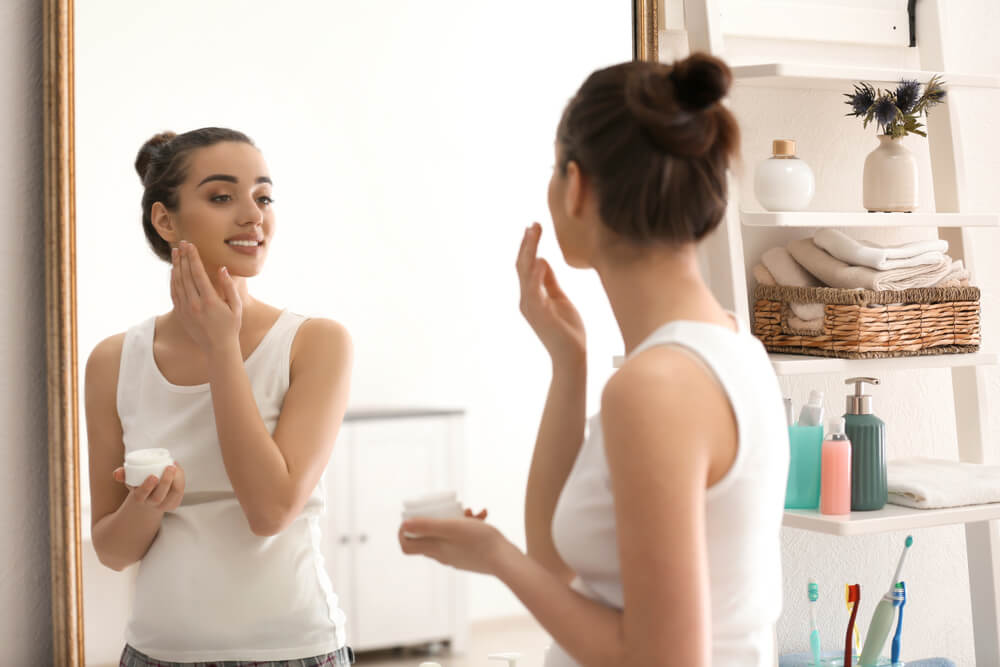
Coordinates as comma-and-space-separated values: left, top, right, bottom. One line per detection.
556, 53, 739, 247
135, 127, 255, 262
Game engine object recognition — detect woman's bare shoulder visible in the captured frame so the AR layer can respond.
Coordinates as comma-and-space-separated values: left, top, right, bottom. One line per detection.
290, 317, 352, 367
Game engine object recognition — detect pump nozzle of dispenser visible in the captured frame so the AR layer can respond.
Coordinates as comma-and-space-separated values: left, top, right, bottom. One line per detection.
488, 653, 522, 667
844, 377, 880, 415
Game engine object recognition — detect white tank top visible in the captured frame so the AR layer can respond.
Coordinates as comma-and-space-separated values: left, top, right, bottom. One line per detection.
547, 317, 788, 667
117, 309, 348, 662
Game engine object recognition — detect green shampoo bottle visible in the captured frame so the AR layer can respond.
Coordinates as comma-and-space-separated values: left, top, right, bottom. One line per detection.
844, 377, 887, 511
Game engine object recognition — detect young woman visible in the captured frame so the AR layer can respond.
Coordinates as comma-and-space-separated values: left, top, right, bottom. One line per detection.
398, 54, 789, 666
85, 128, 355, 666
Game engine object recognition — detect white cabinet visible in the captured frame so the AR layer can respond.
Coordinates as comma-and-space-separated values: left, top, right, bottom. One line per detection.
321, 409, 468, 653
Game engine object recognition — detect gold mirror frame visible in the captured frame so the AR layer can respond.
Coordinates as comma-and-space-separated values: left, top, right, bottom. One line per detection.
45, 1, 654, 664
634, 0, 659, 62
44, 0, 81, 663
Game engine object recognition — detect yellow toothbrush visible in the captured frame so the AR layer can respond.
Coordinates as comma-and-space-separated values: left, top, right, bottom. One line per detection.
845, 584, 861, 656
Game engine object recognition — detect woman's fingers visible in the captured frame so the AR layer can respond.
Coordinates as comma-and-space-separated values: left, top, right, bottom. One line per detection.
185, 243, 217, 303
131, 474, 160, 503
179, 242, 201, 303
516, 223, 542, 286
146, 466, 176, 505
539, 259, 567, 300
171, 247, 186, 310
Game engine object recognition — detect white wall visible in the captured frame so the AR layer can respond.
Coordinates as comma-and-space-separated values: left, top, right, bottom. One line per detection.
0, 0, 51, 664
75, 0, 631, 625
659, 2, 1000, 664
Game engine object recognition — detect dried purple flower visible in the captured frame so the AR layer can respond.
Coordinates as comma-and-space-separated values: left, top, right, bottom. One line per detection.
844, 82, 876, 117
872, 95, 901, 132
894, 79, 920, 113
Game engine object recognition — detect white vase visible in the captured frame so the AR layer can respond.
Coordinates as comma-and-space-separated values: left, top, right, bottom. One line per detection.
862, 135, 919, 212
754, 139, 815, 211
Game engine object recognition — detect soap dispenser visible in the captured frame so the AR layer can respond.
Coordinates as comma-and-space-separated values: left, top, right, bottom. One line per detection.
843, 377, 887, 511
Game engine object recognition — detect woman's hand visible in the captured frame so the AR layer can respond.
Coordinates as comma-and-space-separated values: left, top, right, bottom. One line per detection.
113, 463, 186, 513
516, 223, 586, 367
399, 508, 517, 576
171, 240, 242, 352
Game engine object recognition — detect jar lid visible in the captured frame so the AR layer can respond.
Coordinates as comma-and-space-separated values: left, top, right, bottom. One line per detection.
772, 139, 796, 156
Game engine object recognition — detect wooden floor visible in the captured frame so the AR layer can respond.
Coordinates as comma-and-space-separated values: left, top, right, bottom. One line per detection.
355, 615, 553, 667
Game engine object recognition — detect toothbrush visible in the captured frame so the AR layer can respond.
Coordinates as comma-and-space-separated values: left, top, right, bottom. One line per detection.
890, 582, 907, 665
859, 536, 914, 666
845, 584, 860, 667
808, 580, 821, 665
846, 583, 861, 657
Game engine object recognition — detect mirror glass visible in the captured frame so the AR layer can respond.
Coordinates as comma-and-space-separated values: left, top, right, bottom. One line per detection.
75, 2, 630, 664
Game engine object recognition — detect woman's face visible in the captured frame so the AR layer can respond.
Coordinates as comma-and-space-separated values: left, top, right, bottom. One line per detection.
169, 141, 275, 277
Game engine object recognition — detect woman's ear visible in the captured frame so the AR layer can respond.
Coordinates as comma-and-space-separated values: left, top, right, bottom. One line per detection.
563, 160, 586, 219
150, 202, 178, 245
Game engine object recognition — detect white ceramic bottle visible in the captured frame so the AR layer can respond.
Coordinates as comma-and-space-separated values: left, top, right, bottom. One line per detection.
754, 139, 815, 211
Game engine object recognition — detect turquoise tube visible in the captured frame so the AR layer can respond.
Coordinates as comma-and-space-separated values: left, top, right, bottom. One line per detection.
786, 425, 823, 509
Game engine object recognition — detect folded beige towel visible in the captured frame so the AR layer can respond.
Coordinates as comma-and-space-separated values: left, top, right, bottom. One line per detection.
934, 259, 970, 287
814, 229, 948, 270
759, 247, 825, 320
787, 238, 953, 290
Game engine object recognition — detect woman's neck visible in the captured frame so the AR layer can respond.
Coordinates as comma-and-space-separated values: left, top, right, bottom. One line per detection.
594, 244, 732, 356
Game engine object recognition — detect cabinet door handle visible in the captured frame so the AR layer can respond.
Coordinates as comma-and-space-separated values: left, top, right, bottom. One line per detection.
359, 533, 368, 544
338, 535, 350, 545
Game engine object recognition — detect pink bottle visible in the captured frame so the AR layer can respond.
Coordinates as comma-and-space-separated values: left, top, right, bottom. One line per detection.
820, 417, 852, 515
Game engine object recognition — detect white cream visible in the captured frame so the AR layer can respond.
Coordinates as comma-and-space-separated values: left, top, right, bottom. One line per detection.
124, 448, 174, 487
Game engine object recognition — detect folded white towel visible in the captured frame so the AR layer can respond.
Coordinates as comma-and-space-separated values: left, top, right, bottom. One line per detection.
888, 457, 1000, 509
814, 229, 949, 270
759, 247, 825, 320
787, 238, 953, 291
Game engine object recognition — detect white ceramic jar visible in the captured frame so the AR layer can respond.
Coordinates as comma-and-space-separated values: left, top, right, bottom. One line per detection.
402, 491, 464, 537
754, 139, 815, 211
123, 448, 174, 486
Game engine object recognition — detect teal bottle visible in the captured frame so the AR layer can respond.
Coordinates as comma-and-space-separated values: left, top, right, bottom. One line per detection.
843, 377, 887, 511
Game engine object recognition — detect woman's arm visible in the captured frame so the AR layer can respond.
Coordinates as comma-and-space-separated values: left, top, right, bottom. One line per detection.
172, 241, 353, 537
516, 223, 587, 580
524, 360, 585, 581
86, 335, 185, 570
401, 342, 737, 664
207, 317, 352, 537
598, 346, 738, 666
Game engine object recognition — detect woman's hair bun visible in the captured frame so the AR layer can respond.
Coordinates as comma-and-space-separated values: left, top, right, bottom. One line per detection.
134, 131, 177, 182
669, 53, 731, 111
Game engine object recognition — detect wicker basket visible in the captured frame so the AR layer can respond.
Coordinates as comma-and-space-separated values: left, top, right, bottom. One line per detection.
752, 284, 981, 359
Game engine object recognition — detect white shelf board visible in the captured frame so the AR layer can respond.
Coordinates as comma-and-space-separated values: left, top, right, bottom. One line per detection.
769, 351, 997, 376
784, 502, 1000, 537
768, 351, 998, 376
731, 63, 1000, 90
741, 211, 1000, 228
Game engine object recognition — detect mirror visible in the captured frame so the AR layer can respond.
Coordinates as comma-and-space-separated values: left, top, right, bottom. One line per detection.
47, 1, 639, 664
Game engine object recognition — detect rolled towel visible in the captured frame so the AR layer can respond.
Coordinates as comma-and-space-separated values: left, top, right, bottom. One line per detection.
752, 263, 776, 286
814, 229, 948, 270
888, 457, 1000, 509
759, 247, 825, 320
787, 238, 953, 290
787, 314, 824, 332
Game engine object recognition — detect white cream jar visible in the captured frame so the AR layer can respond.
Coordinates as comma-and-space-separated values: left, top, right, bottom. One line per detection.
124, 448, 174, 487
